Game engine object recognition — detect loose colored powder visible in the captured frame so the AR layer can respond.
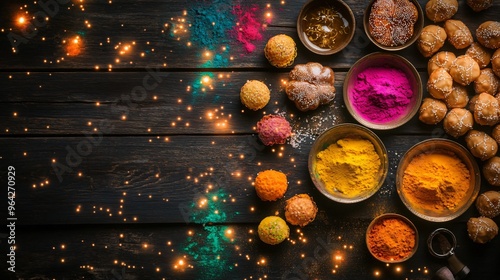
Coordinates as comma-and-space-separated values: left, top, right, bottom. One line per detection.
201, 49, 230, 68
183, 188, 237, 278
188, 1, 265, 54
189, 187, 229, 224
316, 137, 381, 198
367, 217, 416, 262
351, 66, 413, 123
232, 5, 264, 53
188, 0, 235, 50
402, 151, 471, 212
190, 72, 215, 103
183, 225, 233, 279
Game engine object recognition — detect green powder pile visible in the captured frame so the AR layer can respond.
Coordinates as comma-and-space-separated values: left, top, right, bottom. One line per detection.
182, 188, 238, 279
183, 225, 234, 279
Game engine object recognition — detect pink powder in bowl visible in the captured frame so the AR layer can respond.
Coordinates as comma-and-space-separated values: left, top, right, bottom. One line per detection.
350, 66, 413, 124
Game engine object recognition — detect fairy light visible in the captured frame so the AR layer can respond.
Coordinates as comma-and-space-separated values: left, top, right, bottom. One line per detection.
65, 36, 83, 56
201, 75, 211, 85
225, 228, 234, 239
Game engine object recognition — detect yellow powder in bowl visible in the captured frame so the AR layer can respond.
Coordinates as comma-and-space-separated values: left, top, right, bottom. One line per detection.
316, 137, 381, 198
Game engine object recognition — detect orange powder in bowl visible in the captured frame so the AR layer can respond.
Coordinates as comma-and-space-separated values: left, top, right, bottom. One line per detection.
401, 151, 470, 212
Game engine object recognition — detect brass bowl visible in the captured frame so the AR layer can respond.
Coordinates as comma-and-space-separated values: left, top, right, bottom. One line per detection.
396, 139, 481, 222
366, 213, 419, 263
363, 0, 424, 51
343, 52, 423, 130
297, 0, 355, 55
308, 123, 388, 203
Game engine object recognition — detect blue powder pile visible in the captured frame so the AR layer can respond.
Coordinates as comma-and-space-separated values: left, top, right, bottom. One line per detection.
188, 0, 235, 51
201, 48, 230, 68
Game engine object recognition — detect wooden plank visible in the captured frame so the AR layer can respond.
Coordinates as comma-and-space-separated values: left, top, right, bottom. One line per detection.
0, 0, 498, 70
0, 71, 440, 136
8, 222, 500, 279
0, 134, 490, 226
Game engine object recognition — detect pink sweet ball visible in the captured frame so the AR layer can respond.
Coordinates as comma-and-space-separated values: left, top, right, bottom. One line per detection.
256, 115, 292, 146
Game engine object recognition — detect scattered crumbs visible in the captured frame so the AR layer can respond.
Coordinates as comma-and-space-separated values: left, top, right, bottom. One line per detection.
378, 149, 403, 196
288, 102, 341, 149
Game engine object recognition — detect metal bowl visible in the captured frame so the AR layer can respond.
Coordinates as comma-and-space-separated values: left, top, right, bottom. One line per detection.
363, 0, 424, 51
343, 52, 423, 130
297, 0, 355, 55
396, 139, 481, 222
366, 213, 419, 263
308, 123, 388, 203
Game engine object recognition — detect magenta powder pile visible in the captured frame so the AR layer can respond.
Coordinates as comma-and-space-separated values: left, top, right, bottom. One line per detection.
350, 66, 413, 123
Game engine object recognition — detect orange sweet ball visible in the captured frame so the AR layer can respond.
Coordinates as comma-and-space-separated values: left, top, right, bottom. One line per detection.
254, 170, 288, 201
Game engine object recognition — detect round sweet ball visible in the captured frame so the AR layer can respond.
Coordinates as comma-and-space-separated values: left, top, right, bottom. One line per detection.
474, 68, 499, 95
425, 0, 458, 23
467, 0, 493, 12
258, 216, 290, 245
467, 216, 498, 244
428, 51, 456, 75
418, 25, 447, 57
476, 21, 500, 49
284, 194, 318, 227
445, 83, 469, 109
473, 92, 500, 126
427, 68, 453, 99
419, 98, 448, 125
465, 130, 498, 161
466, 42, 492, 69
450, 55, 481, 86
443, 108, 473, 138
254, 170, 288, 201
256, 115, 292, 146
483, 156, 500, 187
492, 124, 500, 144
264, 34, 297, 68
240, 80, 270, 111
444, 19, 473, 50
492, 48, 500, 78
476, 191, 500, 218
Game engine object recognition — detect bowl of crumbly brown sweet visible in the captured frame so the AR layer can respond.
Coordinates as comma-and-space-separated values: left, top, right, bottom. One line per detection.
363, 0, 424, 51
396, 139, 481, 222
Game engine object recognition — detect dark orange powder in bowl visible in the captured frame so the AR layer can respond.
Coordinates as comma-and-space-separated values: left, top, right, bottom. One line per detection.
366, 213, 418, 263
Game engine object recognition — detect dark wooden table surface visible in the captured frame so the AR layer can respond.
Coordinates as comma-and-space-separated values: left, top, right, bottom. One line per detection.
1, 0, 499, 279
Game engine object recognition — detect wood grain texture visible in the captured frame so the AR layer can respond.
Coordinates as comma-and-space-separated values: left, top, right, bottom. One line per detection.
0, 71, 439, 136
0, 134, 491, 226
0, 0, 498, 70
2, 0, 500, 279
7, 223, 500, 279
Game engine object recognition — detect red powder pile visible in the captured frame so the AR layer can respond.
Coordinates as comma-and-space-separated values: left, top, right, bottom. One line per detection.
232, 5, 264, 53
